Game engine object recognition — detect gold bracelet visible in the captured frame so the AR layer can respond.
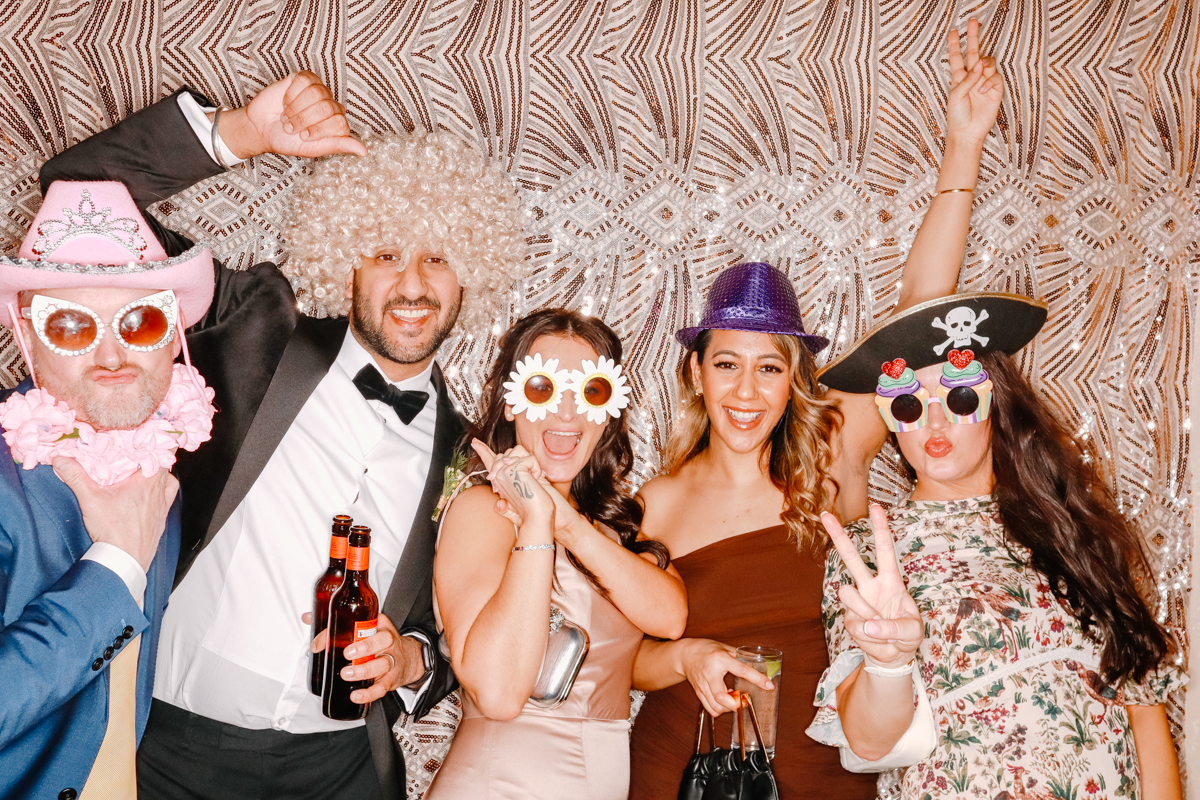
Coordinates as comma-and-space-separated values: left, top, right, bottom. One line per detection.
935, 188, 974, 196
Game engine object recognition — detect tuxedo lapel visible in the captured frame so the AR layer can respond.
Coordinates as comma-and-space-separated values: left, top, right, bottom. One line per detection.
382, 364, 465, 627
201, 316, 348, 552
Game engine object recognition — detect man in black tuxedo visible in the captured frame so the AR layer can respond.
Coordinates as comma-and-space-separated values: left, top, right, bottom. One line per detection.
38, 72, 527, 800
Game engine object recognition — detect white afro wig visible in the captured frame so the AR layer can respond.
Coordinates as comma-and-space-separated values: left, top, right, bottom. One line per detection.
283, 130, 528, 332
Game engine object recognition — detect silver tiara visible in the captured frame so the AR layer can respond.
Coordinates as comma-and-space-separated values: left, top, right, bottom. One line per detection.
30, 189, 148, 261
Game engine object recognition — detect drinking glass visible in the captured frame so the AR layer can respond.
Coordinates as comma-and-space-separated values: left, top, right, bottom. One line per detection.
731, 645, 781, 757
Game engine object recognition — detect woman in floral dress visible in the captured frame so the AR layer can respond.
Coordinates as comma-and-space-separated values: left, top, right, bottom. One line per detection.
809, 293, 1184, 799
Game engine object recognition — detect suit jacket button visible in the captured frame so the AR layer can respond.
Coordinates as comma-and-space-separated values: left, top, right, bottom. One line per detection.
122, 625, 135, 639
91, 659, 104, 671
113, 637, 124, 649
103, 647, 114, 660
59, 789, 77, 800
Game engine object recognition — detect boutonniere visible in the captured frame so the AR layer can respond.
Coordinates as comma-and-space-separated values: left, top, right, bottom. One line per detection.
432, 450, 470, 522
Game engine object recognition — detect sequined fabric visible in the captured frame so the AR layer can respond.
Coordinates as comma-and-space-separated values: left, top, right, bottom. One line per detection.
0, 0, 1193, 752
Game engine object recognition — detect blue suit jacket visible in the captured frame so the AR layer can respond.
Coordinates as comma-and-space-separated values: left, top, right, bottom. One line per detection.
0, 381, 180, 800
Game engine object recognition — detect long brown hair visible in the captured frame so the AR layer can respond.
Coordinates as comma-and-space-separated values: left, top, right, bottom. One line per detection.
468, 308, 670, 594
901, 352, 1171, 684
665, 329, 843, 553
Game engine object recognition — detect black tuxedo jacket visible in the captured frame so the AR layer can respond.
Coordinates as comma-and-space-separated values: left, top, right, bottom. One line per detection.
40, 91, 462, 800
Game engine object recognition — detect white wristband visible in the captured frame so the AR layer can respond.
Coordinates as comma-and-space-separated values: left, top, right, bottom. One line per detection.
862, 653, 916, 678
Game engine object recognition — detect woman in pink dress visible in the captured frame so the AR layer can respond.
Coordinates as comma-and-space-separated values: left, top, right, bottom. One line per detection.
430, 309, 687, 800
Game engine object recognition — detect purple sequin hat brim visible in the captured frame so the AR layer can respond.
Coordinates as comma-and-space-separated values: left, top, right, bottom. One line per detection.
675, 262, 829, 354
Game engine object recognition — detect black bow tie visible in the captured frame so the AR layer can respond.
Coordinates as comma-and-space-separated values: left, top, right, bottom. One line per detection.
353, 365, 429, 425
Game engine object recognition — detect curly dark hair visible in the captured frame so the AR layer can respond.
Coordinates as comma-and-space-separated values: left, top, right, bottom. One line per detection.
899, 351, 1171, 685
466, 308, 670, 595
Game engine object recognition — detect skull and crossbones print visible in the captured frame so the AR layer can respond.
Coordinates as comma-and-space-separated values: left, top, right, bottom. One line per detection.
932, 307, 990, 355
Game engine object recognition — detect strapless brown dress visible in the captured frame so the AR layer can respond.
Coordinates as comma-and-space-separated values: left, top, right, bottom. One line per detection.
429, 542, 642, 800
629, 525, 876, 800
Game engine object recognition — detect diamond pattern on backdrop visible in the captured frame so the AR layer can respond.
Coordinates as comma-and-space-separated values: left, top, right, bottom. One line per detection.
0, 0, 1196, 754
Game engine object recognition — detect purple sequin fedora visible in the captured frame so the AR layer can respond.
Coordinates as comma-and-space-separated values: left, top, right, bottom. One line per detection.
675, 262, 829, 354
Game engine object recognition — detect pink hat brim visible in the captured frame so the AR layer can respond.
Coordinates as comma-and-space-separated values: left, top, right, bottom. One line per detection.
0, 244, 215, 329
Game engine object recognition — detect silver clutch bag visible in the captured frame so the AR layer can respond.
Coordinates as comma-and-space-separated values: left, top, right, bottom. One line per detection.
528, 604, 590, 709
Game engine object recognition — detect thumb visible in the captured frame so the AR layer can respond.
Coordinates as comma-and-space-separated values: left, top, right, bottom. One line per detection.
863, 616, 923, 643
52, 457, 88, 489
305, 136, 369, 158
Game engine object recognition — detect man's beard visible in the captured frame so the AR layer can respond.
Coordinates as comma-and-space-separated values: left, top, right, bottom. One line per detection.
38, 363, 172, 430
351, 289, 462, 366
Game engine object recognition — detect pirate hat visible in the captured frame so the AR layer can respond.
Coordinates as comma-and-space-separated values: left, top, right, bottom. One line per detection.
0, 181, 214, 328
817, 292, 1047, 394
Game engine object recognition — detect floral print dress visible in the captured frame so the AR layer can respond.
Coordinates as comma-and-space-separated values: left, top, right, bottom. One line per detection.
806, 496, 1184, 800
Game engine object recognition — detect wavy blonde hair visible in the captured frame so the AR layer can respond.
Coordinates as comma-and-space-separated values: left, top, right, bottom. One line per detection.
665, 331, 843, 553
283, 131, 528, 332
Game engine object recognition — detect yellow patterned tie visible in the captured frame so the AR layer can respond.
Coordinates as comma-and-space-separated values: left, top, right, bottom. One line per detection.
80, 634, 140, 799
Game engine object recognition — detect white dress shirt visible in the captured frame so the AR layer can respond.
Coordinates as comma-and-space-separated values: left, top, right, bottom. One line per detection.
153, 330, 438, 732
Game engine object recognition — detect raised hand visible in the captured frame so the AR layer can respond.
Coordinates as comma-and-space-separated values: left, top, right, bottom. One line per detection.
218, 71, 368, 161
471, 439, 555, 529
820, 505, 923, 670
945, 18, 1005, 148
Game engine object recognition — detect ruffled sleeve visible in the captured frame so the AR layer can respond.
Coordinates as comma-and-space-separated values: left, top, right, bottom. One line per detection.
1120, 662, 1188, 706
805, 520, 937, 771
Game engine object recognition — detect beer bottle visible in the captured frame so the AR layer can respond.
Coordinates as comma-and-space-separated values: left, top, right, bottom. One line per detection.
321, 525, 380, 720
310, 515, 353, 696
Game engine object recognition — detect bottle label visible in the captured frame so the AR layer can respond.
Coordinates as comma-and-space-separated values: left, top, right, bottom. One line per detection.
352, 619, 378, 665
329, 535, 348, 560
346, 545, 370, 571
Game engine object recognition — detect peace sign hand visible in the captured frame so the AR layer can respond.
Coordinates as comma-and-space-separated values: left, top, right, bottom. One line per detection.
821, 505, 924, 670
945, 18, 1005, 148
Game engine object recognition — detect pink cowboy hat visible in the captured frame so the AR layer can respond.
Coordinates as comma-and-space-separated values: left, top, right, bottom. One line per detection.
0, 180, 214, 328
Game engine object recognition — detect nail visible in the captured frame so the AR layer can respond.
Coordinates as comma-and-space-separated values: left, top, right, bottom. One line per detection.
283, 121, 294, 134
864, 621, 880, 636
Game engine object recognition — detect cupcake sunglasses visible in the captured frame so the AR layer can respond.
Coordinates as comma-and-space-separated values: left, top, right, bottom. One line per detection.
877, 351, 993, 432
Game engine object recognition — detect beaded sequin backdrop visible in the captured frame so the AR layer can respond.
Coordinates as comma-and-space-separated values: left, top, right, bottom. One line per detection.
0, 0, 1196, 738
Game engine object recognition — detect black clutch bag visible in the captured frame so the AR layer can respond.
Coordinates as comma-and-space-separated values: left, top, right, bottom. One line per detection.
678, 694, 779, 800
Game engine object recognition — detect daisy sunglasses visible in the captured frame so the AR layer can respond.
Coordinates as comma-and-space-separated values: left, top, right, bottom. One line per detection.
503, 353, 631, 424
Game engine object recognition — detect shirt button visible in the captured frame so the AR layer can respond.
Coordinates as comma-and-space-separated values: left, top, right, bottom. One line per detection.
91, 659, 104, 671
122, 625, 135, 639
59, 789, 78, 800
277, 718, 287, 726
103, 647, 115, 660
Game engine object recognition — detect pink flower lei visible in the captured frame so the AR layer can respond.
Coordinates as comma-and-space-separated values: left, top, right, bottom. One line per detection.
0, 363, 216, 486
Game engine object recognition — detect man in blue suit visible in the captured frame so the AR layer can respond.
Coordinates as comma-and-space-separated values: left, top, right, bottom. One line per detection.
0, 179, 218, 799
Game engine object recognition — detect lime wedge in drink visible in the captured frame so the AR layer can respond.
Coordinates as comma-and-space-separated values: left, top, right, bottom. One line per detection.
765, 660, 782, 680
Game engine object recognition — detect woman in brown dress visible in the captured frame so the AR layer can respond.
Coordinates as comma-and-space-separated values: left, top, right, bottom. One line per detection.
628, 20, 1006, 798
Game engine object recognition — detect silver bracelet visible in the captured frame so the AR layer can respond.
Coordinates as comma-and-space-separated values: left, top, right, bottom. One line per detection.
211, 107, 231, 170
862, 654, 915, 678
511, 543, 555, 553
